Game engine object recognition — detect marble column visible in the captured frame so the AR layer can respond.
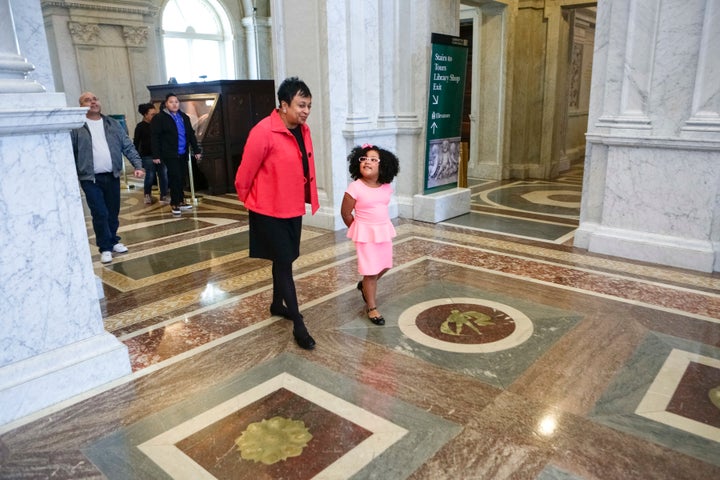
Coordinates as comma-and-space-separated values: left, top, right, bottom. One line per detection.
0, 0, 131, 428
269, 0, 470, 227
575, 0, 720, 272
242, 13, 273, 79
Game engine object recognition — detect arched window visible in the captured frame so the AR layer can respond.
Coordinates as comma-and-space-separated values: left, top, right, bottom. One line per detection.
162, 0, 235, 82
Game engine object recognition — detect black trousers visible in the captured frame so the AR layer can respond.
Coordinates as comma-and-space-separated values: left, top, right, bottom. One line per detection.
164, 153, 186, 206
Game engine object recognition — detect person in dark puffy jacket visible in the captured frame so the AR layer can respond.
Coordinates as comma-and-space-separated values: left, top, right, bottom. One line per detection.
150, 93, 201, 216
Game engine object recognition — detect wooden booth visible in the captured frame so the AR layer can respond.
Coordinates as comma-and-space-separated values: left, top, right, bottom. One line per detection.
147, 80, 276, 195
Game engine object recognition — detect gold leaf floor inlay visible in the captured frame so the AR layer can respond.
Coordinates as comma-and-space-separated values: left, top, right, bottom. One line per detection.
235, 416, 313, 465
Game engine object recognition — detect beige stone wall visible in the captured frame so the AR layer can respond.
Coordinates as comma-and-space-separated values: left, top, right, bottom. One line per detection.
508, 4, 546, 177
39, 0, 265, 123
41, 0, 162, 122
502, 1, 595, 179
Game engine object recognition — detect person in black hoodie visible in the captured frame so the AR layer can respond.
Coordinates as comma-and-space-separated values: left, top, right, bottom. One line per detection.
150, 93, 201, 215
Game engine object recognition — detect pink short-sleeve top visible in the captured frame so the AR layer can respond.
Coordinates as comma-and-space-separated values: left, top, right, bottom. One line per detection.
345, 180, 396, 243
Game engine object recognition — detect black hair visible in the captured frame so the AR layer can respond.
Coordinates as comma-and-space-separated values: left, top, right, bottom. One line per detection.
277, 76, 311, 107
165, 92, 178, 101
347, 144, 400, 184
138, 102, 155, 116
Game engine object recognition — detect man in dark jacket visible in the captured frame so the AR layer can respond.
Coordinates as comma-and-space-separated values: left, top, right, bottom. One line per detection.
70, 92, 145, 264
151, 93, 201, 216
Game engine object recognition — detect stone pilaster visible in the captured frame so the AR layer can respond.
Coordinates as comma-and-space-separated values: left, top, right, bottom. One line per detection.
576, 0, 720, 272
0, 0, 132, 428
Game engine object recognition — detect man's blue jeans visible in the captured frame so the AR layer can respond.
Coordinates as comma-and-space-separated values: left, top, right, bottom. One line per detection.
81, 173, 121, 253
142, 156, 168, 196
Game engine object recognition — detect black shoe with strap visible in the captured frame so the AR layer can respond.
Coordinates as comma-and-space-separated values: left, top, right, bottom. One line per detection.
357, 281, 366, 303
367, 307, 385, 325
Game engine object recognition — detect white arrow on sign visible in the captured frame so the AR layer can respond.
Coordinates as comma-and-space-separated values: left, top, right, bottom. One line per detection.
430, 122, 438, 134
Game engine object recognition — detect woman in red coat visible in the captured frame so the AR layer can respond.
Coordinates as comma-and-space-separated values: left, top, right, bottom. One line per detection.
235, 77, 319, 350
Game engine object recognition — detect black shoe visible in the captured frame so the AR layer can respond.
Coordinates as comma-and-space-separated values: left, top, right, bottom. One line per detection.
357, 281, 366, 303
293, 329, 316, 350
367, 307, 385, 326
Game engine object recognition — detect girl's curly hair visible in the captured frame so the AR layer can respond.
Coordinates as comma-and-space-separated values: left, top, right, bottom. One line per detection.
347, 144, 400, 184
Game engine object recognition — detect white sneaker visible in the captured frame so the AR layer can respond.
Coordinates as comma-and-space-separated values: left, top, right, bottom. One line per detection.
144, 194, 153, 204
160, 195, 170, 205
112, 243, 128, 253
100, 251, 113, 263
179, 203, 193, 210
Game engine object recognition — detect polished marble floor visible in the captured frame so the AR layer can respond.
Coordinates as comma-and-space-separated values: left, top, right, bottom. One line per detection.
1, 166, 719, 479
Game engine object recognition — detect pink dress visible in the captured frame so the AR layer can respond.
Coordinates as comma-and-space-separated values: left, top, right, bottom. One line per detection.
345, 180, 396, 275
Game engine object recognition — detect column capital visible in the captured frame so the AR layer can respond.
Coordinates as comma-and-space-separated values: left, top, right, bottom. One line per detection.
68, 21, 100, 45
123, 26, 148, 47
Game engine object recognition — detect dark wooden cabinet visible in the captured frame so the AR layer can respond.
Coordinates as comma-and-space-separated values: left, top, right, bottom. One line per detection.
147, 80, 276, 194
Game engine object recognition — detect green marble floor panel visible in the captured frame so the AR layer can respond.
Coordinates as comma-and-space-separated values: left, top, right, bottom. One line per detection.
442, 212, 576, 241
479, 182, 581, 216
537, 465, 586, 480
108, 231, 249, 280
590, 332, 720, 467
119, 218, 213, 244
82, 353, 461, 480
339, 279, 583, 390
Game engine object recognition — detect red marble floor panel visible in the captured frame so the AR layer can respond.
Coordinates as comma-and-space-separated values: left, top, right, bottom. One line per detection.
666, 362, 720, 429
176, 388, 372, 479
125, 292, 271, 370
400, 240, 720, 320
415, 303, 516, 344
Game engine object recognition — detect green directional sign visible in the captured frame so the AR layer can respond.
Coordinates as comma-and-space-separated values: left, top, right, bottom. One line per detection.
424, 33, 468, 193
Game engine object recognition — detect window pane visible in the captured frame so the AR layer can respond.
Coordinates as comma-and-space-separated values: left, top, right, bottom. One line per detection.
162, 1, 184, 31
162, 0, 220, 35
161, 0, 235, 82
191, 40, 223, 80
163, 37, 192, 83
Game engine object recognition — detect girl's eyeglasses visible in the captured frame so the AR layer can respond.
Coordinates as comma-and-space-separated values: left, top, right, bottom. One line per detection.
359, 157, 380, 163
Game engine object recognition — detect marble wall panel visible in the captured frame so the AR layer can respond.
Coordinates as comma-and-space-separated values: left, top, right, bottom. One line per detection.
578, 0, 720, 272
0, 131, 105, 363
602, 146, 716, 239
0, 89, 132, 425
683, 0, 720, 136
650, 0, 705, 137
618, 0, 659, 120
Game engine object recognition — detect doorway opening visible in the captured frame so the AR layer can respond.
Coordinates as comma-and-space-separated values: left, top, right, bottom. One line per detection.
449, 3, 596, 244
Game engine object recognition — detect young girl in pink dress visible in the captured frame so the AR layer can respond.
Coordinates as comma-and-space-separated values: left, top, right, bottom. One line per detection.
340, 144, 400, 325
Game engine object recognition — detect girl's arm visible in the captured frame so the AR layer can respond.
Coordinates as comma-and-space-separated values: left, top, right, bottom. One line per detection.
340, 192, 356, 227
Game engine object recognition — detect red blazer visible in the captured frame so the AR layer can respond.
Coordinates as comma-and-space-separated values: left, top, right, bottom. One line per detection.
235, 109, 319, 217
